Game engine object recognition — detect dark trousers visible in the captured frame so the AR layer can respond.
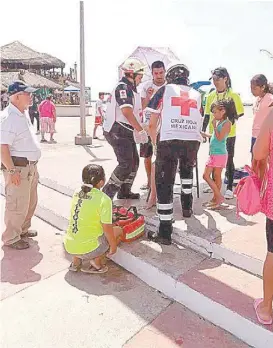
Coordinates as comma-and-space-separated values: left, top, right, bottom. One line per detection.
155, 140, 200, 239
103, 122, 139, 199
29, 111, 40, 131
1, 101, 8, 110
225, 136, 236, 191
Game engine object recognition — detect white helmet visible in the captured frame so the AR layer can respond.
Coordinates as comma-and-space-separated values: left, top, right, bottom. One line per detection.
121, 57, 146, 75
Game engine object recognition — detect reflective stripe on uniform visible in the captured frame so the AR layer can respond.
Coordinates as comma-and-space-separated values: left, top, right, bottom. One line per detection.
108, 173, 123, 186
181, 178, 193, 194
157, 203, 173, 210
182, 188, 192, 194
124, 172, 136, 184
181, 179, 193, 185
158, 213, 173, 221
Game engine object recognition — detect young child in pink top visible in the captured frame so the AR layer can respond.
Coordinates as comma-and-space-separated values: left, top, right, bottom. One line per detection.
251, 74, 273, 155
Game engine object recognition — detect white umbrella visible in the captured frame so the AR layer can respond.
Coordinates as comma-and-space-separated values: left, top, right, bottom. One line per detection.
64, 85, 80, 92
118, 46, 180, 83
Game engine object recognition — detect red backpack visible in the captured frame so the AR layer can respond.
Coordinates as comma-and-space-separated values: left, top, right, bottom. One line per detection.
113, 206, 145, 242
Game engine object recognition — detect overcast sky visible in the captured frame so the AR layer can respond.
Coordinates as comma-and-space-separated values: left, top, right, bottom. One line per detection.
1, 0, 273, 101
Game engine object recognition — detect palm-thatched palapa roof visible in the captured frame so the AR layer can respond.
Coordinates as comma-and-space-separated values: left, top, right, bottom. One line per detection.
1, 41, 65, 69
1, 70, 62, 90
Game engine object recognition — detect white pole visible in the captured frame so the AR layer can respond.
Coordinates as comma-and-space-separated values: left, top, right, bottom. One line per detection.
75, 0, 92, 145
80, 0, 86, 136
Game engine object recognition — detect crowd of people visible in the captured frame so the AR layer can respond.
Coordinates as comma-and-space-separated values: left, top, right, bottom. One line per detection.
88, 58, 273, 323
1, 58, 273, 325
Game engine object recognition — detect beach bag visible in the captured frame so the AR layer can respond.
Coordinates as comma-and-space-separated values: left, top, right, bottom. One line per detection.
234, 165, 262, 216
113, 206, 145, 242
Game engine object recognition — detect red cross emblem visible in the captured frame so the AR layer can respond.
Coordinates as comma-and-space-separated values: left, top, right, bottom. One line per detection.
171, 91, 197, 116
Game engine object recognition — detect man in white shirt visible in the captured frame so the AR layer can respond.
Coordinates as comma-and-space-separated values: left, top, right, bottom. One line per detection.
140, 61, 166, 208
1, 81, 41, 250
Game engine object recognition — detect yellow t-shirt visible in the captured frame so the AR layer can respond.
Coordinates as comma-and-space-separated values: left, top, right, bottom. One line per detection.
204, 89, 244, 137
64, 188, 112, 255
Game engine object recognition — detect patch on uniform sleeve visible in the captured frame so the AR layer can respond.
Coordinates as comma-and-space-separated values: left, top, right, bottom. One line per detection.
119, 90, 127, 99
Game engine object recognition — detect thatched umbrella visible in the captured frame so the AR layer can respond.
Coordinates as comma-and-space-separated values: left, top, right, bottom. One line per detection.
1, 70, 63, 89
1, 41, 65, 70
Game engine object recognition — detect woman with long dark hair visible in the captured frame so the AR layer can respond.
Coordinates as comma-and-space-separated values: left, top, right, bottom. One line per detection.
250, 74, 273, 154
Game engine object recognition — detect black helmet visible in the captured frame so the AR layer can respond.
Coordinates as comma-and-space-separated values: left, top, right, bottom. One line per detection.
166, 62, 190, 85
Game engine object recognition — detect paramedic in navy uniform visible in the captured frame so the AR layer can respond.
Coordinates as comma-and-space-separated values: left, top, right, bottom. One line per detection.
103, 58, 148, 200
147, 63, 203, 245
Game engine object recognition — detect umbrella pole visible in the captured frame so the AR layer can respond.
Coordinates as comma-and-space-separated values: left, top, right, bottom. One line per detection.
75, 1, 92, 145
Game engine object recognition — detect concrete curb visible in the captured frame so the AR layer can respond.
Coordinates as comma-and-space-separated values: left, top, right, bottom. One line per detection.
110, 248, 273, 348
146, 217, 264, 277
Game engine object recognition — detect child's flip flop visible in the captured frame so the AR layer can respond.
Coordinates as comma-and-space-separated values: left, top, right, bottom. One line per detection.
146, 204, 156, 210
81, 265, 108, 274
208, 204, 224, 211
202, 201, 215, 207
208, 197, 225, 210
254, 298, 273, 325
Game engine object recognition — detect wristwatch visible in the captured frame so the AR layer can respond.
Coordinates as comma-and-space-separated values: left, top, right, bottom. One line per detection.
7, 168, 16, 175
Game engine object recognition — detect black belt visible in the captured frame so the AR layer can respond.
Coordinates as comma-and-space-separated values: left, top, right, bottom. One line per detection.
1, 156, 38, 170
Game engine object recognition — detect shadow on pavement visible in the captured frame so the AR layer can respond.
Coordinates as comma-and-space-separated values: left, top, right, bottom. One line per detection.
83, 145, 111, 162
64, 261, 137, 295
1, 239, 43, 286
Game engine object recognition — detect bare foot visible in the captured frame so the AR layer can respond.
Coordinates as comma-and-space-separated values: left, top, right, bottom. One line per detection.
146, 197, 156, 210
215, 195, 224, 205
256, 301, 273, 323
208, 195, 226, 210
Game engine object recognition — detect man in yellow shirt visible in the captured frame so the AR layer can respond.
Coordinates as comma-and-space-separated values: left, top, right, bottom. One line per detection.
202, 67, 244, 199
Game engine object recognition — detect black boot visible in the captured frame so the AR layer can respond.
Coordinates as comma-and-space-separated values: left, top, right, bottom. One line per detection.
117, 192, 140, 200
181, 191, 193, 218
148, 231, 172, 245
147, 222, 172, 245
183, 209, 192, 218
117, 183, 140, 199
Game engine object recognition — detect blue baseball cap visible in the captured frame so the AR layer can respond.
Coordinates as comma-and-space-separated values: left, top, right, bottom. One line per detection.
8, 81, 37, 96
